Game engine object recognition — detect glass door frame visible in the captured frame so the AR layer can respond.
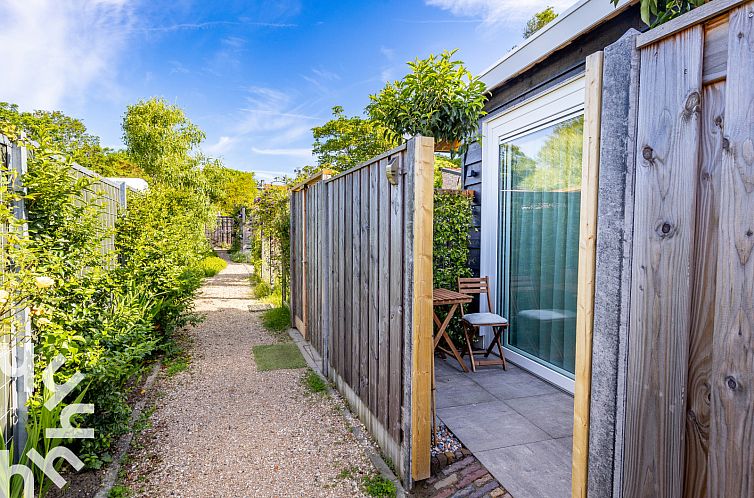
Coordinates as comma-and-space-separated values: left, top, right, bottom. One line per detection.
479, 75, 586, 393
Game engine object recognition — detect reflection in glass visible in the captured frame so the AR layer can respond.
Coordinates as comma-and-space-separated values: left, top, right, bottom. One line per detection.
499, 115, 583, 376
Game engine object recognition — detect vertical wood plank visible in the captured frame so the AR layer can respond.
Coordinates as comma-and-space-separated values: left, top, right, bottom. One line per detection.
325, 182, 333, 375
302, 187, 308, 338
352, 173, 362, 396
623, 27, 704, 498
360, 167, 370, 400
289, 192, 297, 325
389, 153, 405, 440
572, 50, 603, 498
345, 176, 353, 386
369, 163, 380, 417
337, 180, 345, 374
411, 136, 434, 481
709, 5, 754, 496
378, 159, 391, 428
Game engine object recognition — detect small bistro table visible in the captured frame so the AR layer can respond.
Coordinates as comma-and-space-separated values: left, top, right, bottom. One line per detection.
433, 288, 472, 373
431, 288, 472, 443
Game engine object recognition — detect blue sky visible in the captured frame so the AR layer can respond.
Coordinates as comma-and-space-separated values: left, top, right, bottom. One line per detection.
0, 0, 574, 181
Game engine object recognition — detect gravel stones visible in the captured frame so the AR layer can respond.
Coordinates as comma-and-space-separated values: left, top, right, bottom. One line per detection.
120, 262, 378, 497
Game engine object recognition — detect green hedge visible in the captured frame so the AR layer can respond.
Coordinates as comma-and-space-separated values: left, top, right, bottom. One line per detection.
433, 190, 474, 344
1, 127, 212, 480
199, 256, 228, 277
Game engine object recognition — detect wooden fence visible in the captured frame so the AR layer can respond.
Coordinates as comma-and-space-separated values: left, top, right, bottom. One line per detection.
208, 215, 235, 248
587, 2, 754, 497
290, 137, 434, 486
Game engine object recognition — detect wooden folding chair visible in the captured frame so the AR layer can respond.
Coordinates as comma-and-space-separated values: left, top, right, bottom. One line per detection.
457, 277, 508, 372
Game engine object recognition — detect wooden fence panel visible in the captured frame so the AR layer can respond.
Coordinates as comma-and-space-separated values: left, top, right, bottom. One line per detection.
623, 26, 704, 498
289, 137, 434, 485
616, 3, 754, 497
709, 4, 754, 496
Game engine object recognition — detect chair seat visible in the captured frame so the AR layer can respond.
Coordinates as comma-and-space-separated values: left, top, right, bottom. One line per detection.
462, 312, 508, 327
518, 309, 576, 322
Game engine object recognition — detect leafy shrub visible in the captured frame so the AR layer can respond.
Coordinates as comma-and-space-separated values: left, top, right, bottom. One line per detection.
1, 97, 214, 476
229, 250, 252, 263
254, 281, 273, 299
198, 256, 227, 277
362, 475, 396, 497
261, 306, 290, 332
434, 190, 474, 344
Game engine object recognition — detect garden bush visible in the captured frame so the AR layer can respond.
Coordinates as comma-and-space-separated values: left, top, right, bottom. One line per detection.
254, 281, 272, 299
229, 250, 252, 263
433, 190, 474, 344
1, 97, 216, 483
198, 256, 227, 277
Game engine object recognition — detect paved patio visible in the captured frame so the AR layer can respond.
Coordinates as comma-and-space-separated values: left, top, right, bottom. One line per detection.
435, 357, 573, 498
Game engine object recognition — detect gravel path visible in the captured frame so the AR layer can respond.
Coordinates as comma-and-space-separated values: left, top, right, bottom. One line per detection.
121, 260, 377, 497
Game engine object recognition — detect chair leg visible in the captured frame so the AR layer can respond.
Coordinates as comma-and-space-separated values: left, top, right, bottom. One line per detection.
497, 327, 508, 370
463, 325, 476, 372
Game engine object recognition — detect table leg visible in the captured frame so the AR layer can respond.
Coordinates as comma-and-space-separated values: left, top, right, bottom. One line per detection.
433, 304, 469, 373
434, 304, 457, 348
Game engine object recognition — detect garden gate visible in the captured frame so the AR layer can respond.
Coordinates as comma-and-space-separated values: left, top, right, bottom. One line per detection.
585, 2, 754, 497
290, 137, 434, 487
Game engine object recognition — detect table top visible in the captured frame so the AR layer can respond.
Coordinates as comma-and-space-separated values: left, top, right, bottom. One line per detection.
433, 288, 472, 306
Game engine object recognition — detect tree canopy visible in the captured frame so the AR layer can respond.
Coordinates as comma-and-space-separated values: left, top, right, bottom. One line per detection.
122, 98, 205, 183
523, 7, 558, 38
0, 102, 142, 177
203, 160, 258, 215
366, 50, 487, 155
311, 106, 398, 173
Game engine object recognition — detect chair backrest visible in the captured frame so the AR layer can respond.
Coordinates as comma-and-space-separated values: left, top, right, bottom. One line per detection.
458, 276, 493, 313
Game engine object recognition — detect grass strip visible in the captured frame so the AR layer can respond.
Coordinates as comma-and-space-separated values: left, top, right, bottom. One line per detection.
252, 343, 307, 371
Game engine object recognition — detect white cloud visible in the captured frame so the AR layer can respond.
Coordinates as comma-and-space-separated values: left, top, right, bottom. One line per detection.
233, 86, 318, 139
137, 20, 297, 34
205, 136, 235, 155
251, 147, 313, 158
380, 47, 396, 60
425, 0, 574, 25
0, 0, 134, 110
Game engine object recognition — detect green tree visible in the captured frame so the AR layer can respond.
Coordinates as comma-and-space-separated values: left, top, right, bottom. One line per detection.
203, 160, 258, 214
0, 103, 142, 177
366, 50, 487, 156
434, 155, 461, 188
122, 98, 205, 183
523, 7, 558, 38
312, 106, 398, 172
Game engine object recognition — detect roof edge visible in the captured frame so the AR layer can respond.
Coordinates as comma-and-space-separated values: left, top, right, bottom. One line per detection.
479, 0, 637, 92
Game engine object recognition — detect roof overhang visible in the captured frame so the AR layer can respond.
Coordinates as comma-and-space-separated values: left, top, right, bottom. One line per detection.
479, 0, 637, 92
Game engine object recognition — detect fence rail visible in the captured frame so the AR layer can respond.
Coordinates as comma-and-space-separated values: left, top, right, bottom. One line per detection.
290, 137, 434, 486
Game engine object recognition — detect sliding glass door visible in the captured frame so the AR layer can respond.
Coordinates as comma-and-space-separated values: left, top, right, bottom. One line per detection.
498, 113, 583, 379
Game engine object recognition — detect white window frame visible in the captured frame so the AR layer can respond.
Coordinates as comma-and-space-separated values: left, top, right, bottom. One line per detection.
479, 75, 586, 393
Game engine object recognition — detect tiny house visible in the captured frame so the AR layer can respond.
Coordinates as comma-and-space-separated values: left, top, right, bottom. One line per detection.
462, 0, 644, 393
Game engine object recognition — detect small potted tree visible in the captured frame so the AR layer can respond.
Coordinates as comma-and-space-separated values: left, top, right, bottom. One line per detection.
366, 49, 487, 157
